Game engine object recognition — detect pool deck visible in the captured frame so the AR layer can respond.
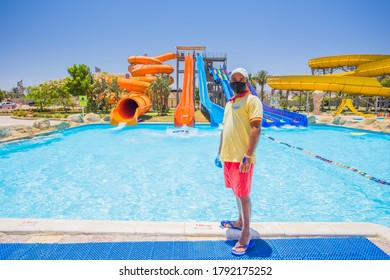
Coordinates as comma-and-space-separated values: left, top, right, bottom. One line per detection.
1, 218, 389, 256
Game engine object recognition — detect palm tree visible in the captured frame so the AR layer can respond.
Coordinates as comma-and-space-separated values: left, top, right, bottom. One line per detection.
255, 70, 269, 101
109, 77, 128, 104
92, 77, 111, 112
248, 73, 257, 90
146, 75, 171, 116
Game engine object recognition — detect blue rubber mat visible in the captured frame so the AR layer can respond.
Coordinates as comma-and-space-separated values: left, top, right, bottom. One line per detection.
1, 237, 389, 260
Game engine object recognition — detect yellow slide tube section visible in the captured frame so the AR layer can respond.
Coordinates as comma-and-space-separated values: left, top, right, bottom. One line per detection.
308, 54, 390, 69
174, 54, 195, 127
268, 54, 390, 98
110, 52, 177, 126
268, 75, 390, 97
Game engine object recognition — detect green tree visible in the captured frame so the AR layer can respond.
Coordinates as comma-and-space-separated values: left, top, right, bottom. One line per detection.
146, 75, 171, 116
194, 86, 200, 109
27, 83, 53, 111
248, 73, 257, 90
380, 77, 390, 87
255, 70, 269, 101
10, 87, 18, 98
0, 89, 7, 101
49, 79, 73, 113
26, 79, 72, 112
292, 92, 306, 111
92, 77, 111, 113
109, 76, 127, 104
66, 64, 95, 112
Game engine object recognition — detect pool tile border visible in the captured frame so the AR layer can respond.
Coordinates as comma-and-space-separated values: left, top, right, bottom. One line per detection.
1, 218, 389, 239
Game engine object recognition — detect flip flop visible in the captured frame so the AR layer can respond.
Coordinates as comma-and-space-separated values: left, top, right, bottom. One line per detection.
220, 220, 242, 230
231, 240, 255, 256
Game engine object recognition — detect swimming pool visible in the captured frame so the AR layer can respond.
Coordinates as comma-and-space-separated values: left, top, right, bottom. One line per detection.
0, 124, 389, 226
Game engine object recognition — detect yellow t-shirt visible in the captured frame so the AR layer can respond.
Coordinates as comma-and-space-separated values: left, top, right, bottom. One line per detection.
220, 93, 263, 164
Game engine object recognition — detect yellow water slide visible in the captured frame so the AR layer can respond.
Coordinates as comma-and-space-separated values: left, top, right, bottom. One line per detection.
333, 99, 374, 117
268, 54, 390, 98
110, 52, 176, 126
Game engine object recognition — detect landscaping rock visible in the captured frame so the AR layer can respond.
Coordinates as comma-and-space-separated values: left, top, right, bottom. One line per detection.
12, 125, 34, 134
332, 117, 342, 125
67, 114, 84, 123
308, 116, 316, 124
0, 125, 34, 139
102, 115, 110, 122
33, 118, 51, 130
338, 117, 347, 125
0, 127, 12, 139
53, 122, 71, 130
344, 120, 359, 127
373, 121, 390, 132
362, 118, 376, 125
84, 113, 101, 123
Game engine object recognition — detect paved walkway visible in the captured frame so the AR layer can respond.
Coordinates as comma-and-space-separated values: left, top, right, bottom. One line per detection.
0, 116, 62, 127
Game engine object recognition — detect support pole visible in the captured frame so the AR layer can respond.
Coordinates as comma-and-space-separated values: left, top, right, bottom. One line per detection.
176, 50, 179, 107
306, 91, 310, 113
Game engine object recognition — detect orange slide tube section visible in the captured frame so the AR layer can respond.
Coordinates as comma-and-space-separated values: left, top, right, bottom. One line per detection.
110, 52, 176, 126
174, 54, 195, 127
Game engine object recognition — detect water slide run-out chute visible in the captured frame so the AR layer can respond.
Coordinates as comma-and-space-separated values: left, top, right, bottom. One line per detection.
174, 54, 195, 127
247, 84, 308, 127
197, 55, 224, 126
110, 93, 152, 126
208, 66, 307, 127
333, 99, 374, 118
110, 52, 176, 126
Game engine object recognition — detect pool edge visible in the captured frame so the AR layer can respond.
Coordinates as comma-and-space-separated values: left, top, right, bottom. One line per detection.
1, 218, 389, 249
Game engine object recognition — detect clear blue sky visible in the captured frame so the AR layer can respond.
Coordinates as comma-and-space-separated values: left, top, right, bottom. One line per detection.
0, 0, 389, 91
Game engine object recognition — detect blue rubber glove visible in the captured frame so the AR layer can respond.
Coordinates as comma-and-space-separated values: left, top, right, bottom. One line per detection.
215, 154, 222, 168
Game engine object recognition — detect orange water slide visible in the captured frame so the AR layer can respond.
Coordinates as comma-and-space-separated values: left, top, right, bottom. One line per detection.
129, 64, 174, 77
174, 54, 195, 127
110, 52, 177, 126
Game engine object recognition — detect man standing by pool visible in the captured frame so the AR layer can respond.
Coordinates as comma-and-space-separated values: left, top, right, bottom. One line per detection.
216, 67, 263, 256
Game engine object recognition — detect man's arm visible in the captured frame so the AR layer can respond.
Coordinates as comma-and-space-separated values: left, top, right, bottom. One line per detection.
246, 120, 261, 156
239, 120, 261, 173
218, 131, 223, 155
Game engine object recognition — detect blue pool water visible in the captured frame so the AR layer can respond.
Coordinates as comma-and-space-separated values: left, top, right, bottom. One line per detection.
0, 124, 389, 226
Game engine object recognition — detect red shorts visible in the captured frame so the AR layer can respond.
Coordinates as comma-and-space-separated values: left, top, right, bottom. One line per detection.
223, 162, 254, 198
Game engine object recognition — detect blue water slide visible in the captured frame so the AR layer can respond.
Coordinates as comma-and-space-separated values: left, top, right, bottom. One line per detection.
205, 66, 307, 127
208, 66, 233, 101
248, 84, 308, 127
207, 67, 277, 127
221, 79, 233, 101
197, 55, 224, 126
